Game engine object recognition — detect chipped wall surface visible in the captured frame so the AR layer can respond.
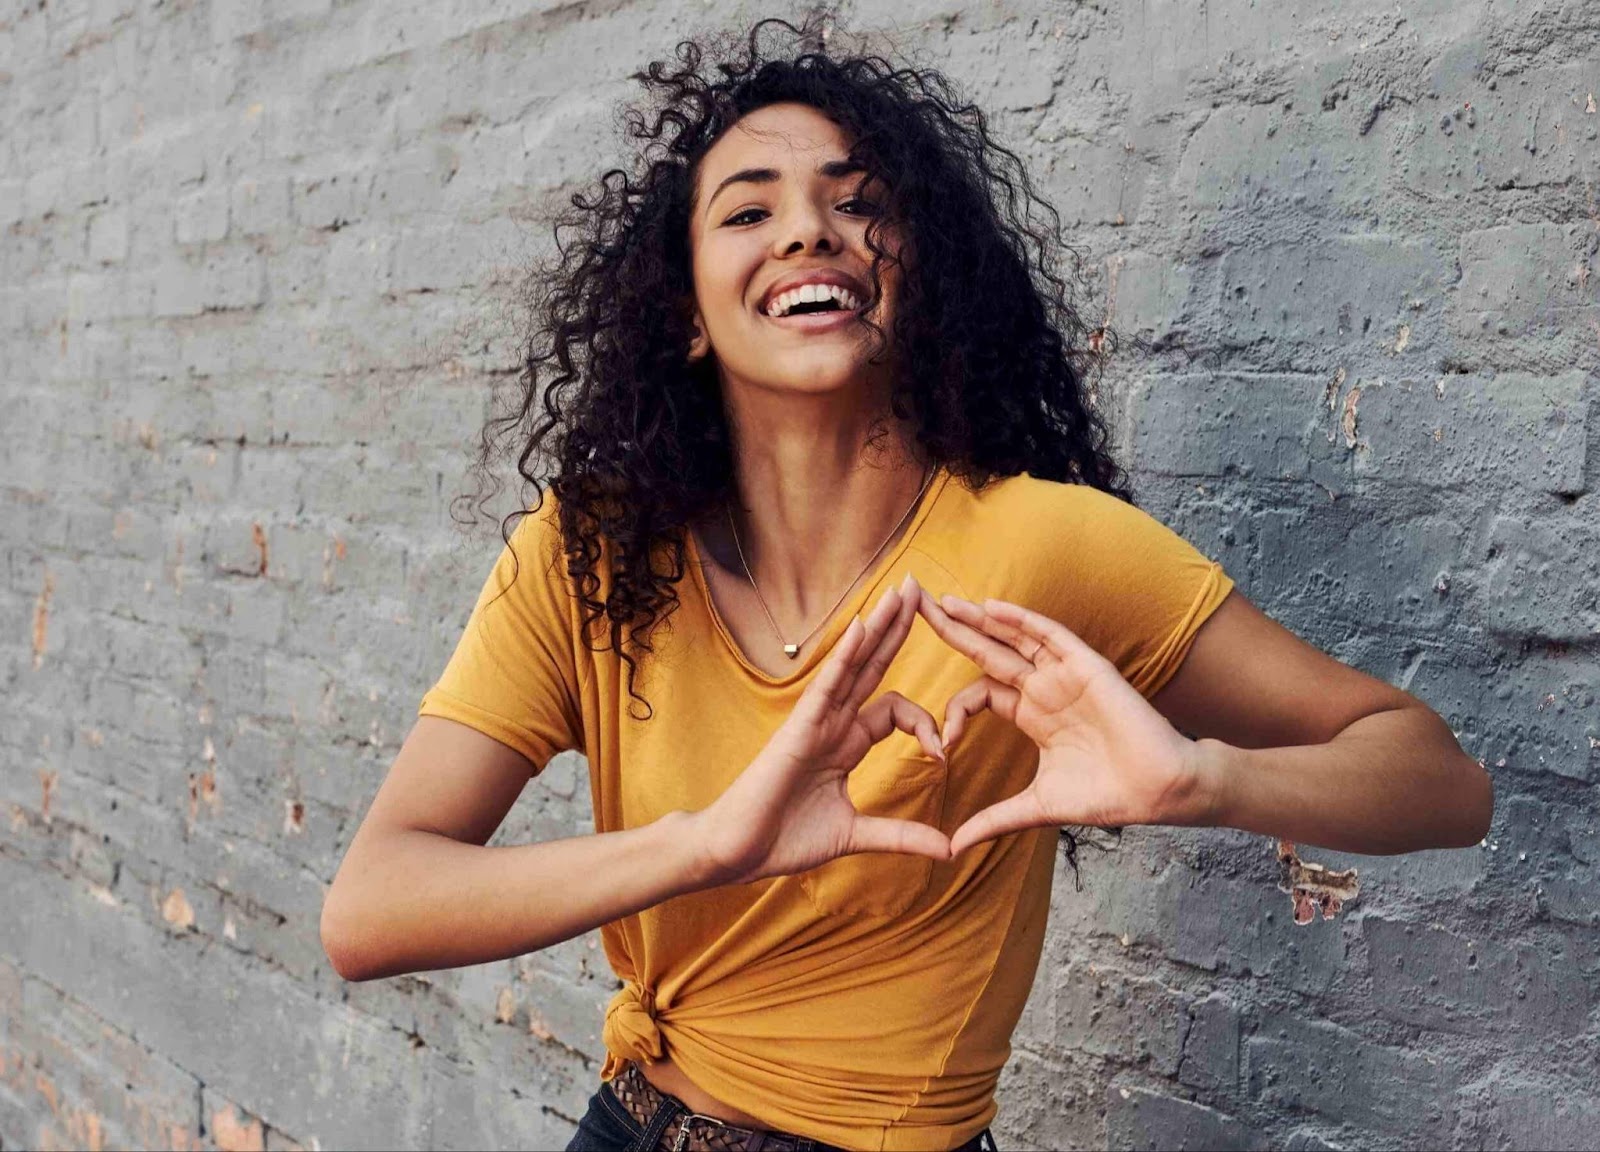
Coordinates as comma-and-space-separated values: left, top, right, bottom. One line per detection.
2, 2, 1597, 1150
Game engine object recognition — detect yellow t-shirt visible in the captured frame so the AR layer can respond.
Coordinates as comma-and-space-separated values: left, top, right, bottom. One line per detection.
417, 466, 1234, 1152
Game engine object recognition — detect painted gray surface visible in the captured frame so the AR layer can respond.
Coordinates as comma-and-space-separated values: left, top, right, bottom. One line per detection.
2, 1, 1596, 1149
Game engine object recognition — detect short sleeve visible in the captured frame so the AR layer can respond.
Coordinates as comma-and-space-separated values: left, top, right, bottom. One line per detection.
417, 499, 586, 774
1040, 485, 1235, 700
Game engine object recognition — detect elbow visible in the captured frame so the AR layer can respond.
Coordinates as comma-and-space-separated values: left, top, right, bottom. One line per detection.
1465, 753, 1495, 847
320, 886, 378, 983
1445, 751, 1495, 850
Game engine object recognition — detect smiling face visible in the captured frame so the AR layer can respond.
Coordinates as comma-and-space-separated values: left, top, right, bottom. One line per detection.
685, 101, 902, 399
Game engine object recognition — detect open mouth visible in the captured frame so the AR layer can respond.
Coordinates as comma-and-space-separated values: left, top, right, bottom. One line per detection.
761, 301, 864, 330
759, 283, 871, 331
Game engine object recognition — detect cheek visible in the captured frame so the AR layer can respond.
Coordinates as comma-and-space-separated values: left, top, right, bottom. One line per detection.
695, 248, 758, 322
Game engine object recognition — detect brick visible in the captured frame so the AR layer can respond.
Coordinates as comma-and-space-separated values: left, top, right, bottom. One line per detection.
992, 1049, 1109, 1152
1129, 373, 1347, 482
1051, 963, 1188, 1075
1157, 859, 1354, 995
368, 144, 462, 222
1454, 223, 1600, 335
9, 970, 203, 1151
323, 225, 395, 299
391, 219, 523, 294
0, 852, 434, 1148
1283, 1128, 1346, 1151
1106, 1084, 1265, 1152
230, 177, 292, 239
1215, 236, 1449, 359
422, 1055, 582, 1151
1106, 251, 1200, 345
153, 248, 266, 316
1177, 995, 1241, 1098
1246, 1012, 1455, 1140
1351, 371, 1589, 496
1404, 61, 1600, 200
1461, 1069, 1600, 1151
1472, 508, 1600, 643
1362, 915, 1592, 1036
291, 167, 372, 231
174, 186, 230, 246
1041, 137, 1149, 228
87, 206, 130, 264
1172, 102, 1381, 221
1400, 643, 1596, 781
1539, 867, 1600, 927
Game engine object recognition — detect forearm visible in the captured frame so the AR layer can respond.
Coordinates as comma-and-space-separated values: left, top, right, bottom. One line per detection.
1191, 705, 1494, 855
322, 810, 712, 981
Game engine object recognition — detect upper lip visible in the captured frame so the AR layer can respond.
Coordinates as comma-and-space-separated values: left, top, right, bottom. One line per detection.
757, 268, 869, 315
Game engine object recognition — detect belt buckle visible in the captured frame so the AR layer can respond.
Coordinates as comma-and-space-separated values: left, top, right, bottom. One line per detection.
670, 1109, 736, 1152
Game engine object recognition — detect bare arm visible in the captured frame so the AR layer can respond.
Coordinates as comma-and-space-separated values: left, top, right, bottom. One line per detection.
917, 588, 1491, 857
1152, 591, 1492, 854
320, 716, 709, 982
322, 577, 945, 982
1191, 704, 1490, 854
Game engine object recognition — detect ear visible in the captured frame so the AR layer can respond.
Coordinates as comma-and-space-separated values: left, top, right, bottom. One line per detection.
686, 303, 711, 363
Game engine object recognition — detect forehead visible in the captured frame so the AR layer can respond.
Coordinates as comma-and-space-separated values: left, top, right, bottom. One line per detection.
698, 102, 855, 180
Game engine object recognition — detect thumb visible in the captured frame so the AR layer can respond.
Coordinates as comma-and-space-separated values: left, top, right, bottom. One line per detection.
848, 814, 953, 861
949, 788, 1049, 856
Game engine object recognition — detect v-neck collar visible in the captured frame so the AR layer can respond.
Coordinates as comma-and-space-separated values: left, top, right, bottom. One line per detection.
683, 465, 953, 689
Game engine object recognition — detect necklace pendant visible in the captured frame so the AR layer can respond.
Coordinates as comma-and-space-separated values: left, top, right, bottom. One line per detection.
783, 643, 800, 659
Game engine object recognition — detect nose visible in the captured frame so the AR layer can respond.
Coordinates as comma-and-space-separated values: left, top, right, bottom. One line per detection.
771, 198, 843, 256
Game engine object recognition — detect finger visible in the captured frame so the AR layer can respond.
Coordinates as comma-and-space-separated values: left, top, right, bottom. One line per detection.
857, 689, 945, 762
814, 585, 903, 710
940, 674, 1020, 752
948, 788, 1051, 856
942, 597, 1049, 665
917, 588, 1033, 686
806, 614, 867, 713
978, 598, 1104, 669
843, 573, 921, 714
846, 814, 952, 861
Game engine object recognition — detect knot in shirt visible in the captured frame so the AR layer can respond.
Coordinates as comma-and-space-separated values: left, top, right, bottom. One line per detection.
603, 980, 664, 1067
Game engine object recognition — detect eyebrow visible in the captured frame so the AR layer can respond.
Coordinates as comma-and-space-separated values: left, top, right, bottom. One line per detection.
704, 158, 867, 218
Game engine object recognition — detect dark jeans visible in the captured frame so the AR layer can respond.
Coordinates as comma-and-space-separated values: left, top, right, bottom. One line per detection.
564, 1076, 1000, 1151
564, 1078, 646, 1151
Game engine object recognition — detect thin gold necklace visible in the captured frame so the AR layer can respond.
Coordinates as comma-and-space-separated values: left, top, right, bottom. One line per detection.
726, 464, 937, 659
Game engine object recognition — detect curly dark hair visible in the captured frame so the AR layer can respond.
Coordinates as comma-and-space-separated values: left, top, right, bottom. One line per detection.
459, 13, 1134, 876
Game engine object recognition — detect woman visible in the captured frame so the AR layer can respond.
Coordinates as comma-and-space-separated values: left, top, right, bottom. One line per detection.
320, 18, 1493, 1152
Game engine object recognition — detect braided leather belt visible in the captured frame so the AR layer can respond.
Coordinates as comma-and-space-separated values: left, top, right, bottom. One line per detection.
608, 1061, 838, 1151
606, 1061, 993, 1152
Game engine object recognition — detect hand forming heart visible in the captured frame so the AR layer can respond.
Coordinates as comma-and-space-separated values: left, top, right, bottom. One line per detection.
691, 574, 1211, 891
916, 591, 1207, 856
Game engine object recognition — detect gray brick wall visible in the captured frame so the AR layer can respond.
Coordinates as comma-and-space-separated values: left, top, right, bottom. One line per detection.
2, 2, 1596, 1149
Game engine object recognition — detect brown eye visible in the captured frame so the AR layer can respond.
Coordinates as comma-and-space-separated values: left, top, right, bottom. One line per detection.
723, 208, 767, 226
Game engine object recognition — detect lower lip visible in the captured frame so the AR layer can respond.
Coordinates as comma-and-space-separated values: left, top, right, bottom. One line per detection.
760, 306, 865, 333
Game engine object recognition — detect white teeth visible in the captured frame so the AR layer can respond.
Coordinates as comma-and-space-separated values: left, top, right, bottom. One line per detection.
765, 283, 863, 318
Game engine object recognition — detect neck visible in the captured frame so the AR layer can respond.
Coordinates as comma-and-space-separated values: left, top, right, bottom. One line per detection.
707, 381, 933, 633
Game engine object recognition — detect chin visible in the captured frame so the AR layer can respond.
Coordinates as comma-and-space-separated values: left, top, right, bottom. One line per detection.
753, 362, 876, 395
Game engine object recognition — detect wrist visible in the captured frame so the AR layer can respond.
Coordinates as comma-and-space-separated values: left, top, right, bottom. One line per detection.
1178, 738, 1237, 828
662, 807, 731, 893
